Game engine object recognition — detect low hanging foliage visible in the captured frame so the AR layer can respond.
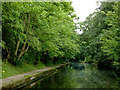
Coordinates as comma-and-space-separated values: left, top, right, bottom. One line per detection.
2, 2, 79, 65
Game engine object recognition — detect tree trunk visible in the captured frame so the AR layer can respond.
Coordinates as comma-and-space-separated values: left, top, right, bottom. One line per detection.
51, 57, 55, 62
18, 44, 29, 60
6, 48, 10, 60
22, 42, 26, 51
15, 41, 20, 56
17, 14, 30, 60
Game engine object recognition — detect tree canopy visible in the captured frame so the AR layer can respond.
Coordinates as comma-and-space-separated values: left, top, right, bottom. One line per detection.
77, 2, 120, 75
2, 2, 120, 76
2, 2, 79, 65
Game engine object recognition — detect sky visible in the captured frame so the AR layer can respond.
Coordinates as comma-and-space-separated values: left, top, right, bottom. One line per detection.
72, 0, 100, 22
71, 0, 100, 34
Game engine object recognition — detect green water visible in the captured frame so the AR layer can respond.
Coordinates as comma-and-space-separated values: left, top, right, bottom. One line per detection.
25, 63, 119, 88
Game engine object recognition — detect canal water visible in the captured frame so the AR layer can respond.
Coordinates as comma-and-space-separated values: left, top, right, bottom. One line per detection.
24, 63, 119, 88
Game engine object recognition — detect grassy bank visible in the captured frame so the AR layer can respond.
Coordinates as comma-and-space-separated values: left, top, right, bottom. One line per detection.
2, 61, 60, 79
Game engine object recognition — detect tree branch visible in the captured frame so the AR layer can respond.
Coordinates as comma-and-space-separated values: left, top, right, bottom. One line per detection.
15, 41, 20, 56
18, 44, 29, 60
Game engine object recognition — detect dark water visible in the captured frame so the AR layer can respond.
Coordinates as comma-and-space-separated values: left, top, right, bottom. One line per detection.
25, 63, 119, 88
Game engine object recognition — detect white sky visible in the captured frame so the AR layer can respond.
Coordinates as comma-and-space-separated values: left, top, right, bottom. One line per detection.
72, 0, 100, 22
71, 0, 100, 34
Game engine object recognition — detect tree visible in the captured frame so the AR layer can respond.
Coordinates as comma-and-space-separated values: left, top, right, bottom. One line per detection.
2, 2, 79, 65
101, 2, 120, 72
77, 2, 119, 71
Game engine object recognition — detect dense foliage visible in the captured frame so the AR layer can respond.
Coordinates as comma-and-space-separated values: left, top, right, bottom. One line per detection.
2, 2, 119, 77
2, 2, 79, 65
78, 2, 120, 75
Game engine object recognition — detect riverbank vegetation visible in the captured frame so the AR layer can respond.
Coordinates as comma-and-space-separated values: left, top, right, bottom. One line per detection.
77, 2, 120, 76
2, 61, 46, 78
2, 2, 79, 78
1, 2, 120, 78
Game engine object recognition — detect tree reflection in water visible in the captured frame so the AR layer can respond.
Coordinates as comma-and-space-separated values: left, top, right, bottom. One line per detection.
26, 63, 119, 88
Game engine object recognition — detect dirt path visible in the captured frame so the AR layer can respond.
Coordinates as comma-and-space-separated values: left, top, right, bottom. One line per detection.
0, 63, 66, 88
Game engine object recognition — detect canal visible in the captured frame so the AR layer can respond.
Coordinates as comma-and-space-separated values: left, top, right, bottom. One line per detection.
23, 63, 119, 88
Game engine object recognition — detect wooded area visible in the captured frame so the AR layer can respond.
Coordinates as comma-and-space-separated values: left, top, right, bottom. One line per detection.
1, 2, 120, 77
78, 2, 120, 76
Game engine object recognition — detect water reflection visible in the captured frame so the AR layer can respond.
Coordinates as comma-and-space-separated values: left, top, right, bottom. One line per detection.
25, 63, 119, 88
70, 63, 85, 70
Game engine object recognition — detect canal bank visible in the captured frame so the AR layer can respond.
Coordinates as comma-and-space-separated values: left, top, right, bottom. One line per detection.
27, 63, 119, 88
1, 63, 68, 89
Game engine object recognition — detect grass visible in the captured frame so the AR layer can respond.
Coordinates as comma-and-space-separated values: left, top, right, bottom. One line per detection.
2, 61, 47, 79
2, 59, 65, 79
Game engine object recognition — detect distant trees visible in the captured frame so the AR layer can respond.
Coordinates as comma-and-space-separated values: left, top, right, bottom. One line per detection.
2, 2, 119, 76
78, 2, 120, 75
